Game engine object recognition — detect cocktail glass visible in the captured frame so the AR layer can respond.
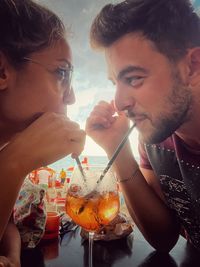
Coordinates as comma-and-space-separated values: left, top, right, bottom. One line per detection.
65, 166, 120, 267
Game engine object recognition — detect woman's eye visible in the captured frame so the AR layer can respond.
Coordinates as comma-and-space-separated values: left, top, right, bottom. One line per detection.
55, 68, 69, 81
125, 76, 144, 87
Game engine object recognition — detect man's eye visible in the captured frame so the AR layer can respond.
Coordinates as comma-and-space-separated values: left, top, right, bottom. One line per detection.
125, 76, 144, 87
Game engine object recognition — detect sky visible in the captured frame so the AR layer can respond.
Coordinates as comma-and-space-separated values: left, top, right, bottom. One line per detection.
38, 0, 200, 157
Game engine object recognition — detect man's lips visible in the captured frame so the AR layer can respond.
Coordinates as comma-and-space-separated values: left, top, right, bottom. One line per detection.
131, 115, 147, 125
125, 110, 148, 125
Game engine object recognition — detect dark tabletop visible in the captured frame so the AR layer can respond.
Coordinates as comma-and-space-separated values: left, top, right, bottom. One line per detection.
21, 226, 200, 267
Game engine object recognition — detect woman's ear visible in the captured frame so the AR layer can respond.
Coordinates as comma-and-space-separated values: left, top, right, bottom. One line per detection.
0, 52, 10, 91
187, 48, 200, 87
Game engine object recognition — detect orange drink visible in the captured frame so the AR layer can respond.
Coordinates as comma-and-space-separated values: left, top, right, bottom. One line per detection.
66, 186, 119, 232
65, 166, 119, 267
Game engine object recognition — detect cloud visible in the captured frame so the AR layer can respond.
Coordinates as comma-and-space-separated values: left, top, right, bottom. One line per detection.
69, 74, 115, 123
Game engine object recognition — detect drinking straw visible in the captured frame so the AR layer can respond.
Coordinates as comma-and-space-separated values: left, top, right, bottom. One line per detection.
96, 123, 136, 185
75, 157, 87, 184
77, 123, 135, 214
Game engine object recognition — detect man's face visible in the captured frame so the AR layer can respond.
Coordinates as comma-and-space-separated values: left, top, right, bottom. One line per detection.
105, 33, 192, 144
0, 38, 75, 134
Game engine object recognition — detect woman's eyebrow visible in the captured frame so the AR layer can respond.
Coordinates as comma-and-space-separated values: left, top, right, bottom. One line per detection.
57, 58, 73, 69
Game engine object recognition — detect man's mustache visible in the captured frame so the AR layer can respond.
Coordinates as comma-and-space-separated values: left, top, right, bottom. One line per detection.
125, 110, 148, 119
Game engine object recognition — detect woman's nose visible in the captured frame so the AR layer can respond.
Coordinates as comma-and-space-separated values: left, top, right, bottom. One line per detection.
64, 86, 76, 105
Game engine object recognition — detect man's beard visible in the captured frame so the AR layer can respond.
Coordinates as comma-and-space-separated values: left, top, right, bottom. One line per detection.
129, 68, 193, 144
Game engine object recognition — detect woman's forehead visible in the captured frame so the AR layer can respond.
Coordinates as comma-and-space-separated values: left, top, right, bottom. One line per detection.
30, 38, 73, 64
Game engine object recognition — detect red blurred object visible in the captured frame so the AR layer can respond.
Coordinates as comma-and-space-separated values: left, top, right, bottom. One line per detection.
54, 197, 66, 205
82, 157, 88, 164
28, 166, 56, 188
55, 180, 61, 188
42, 212, 60, 240
67, 166, 74, 171
28, 170, 39, 184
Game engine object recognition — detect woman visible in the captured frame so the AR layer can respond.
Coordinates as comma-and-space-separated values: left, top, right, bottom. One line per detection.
0, 0, 85, 266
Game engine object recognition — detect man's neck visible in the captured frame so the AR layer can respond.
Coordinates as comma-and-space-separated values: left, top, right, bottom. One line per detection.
176, 121, 200, 150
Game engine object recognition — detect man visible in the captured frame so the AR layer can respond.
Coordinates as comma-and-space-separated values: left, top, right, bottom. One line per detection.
86, 0, 200, 252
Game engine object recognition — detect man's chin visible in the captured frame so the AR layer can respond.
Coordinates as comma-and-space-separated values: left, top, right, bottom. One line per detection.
139, 131, 165, 145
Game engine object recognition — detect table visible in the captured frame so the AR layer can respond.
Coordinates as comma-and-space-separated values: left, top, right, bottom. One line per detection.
21, 226, 200, 267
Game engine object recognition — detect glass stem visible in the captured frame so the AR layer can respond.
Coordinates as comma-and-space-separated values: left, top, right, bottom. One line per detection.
89, 231, 94, 267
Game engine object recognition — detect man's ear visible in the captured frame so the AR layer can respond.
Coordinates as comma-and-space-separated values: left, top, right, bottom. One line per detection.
187, 47, 200, 87
0, 52, 10, 91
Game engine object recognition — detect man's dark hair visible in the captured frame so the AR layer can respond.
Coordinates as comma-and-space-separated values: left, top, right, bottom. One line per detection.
90, 0, 200, 61
0, 0, 65, 67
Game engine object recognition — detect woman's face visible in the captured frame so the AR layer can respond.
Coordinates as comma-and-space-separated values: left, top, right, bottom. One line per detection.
0, 38, 75, 135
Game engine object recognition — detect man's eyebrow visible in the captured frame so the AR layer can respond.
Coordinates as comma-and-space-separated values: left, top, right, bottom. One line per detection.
117, 66, 148, 80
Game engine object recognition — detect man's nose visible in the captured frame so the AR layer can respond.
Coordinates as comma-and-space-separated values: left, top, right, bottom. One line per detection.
114, 84, 135, 112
